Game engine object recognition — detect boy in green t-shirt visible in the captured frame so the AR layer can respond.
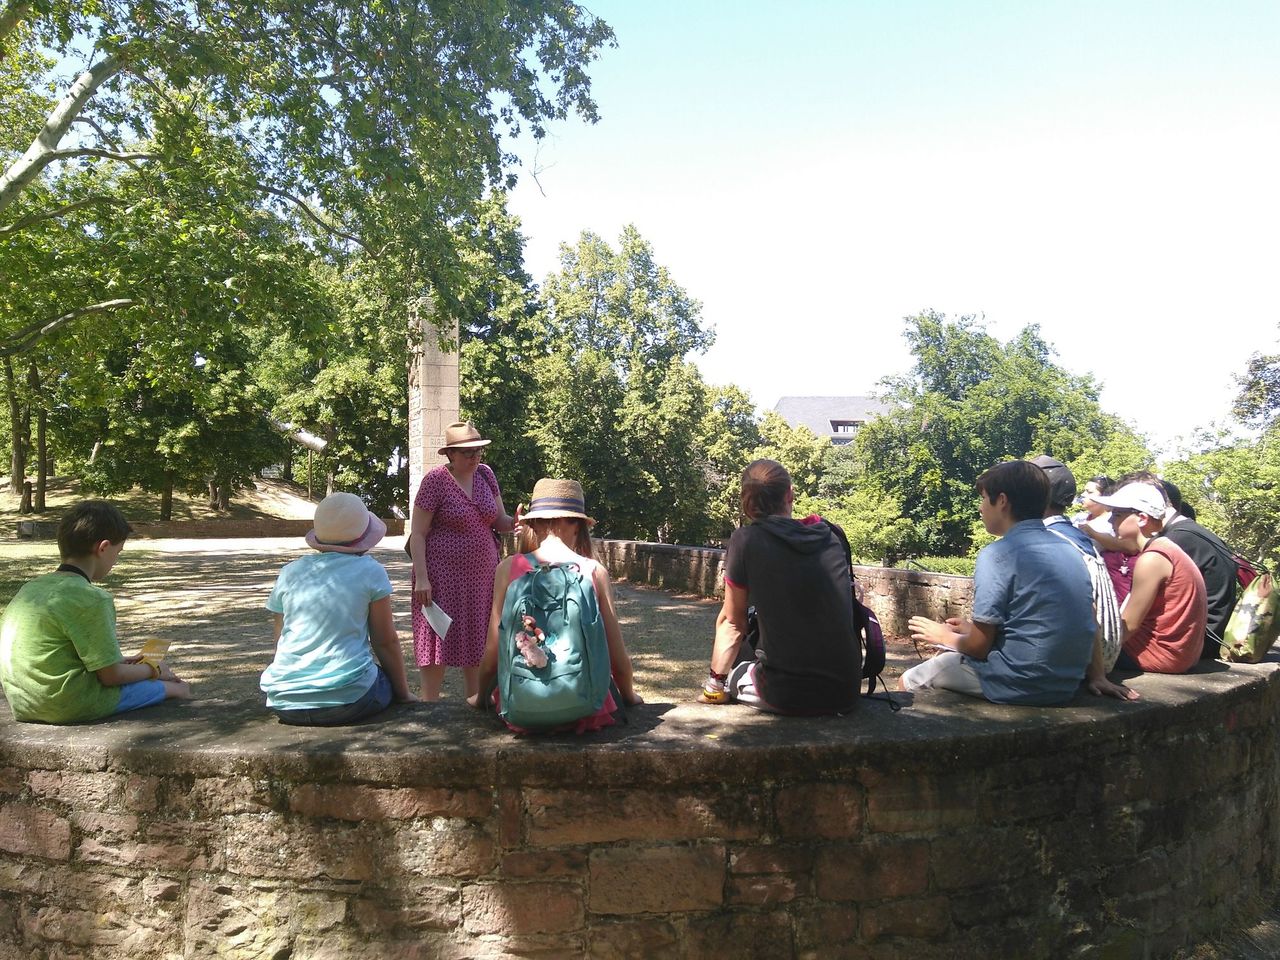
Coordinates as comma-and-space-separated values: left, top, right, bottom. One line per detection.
0, 501, 193, 723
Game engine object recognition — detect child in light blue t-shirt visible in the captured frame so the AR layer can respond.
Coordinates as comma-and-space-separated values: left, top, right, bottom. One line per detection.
261, 493, 416, 725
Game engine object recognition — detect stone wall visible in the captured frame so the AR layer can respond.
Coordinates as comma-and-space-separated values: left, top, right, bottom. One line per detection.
595, 540, 973, 637
1, 665, 1278, 959
15, 518, 406, 541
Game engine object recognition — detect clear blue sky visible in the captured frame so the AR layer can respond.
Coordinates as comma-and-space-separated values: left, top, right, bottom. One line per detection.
507, 1, 1280, 457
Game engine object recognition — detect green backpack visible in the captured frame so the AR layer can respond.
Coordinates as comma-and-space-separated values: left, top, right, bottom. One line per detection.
1221, 573, 1280, 663
497, 558, 611, 729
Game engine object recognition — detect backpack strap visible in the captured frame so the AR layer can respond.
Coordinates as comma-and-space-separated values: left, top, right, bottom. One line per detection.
1160, 523, 1254, 595
1045, 522, 1103, 561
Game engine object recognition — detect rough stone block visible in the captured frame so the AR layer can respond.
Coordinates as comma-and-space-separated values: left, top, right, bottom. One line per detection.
176, 776, 273, 815
25, 770, 148, 811
775, 782, 864, 840
182, 880, 296, 960
815, 839, 929, 901
462, 881, 585, 935
861, 895, 951, 940
525, 788, 762, 845
586, 918, 680, 960
71, 811, 139, 840
588, 845, 725, 915
728, 871, 801, 906
863, 769, 980, 833
289, 782, 490, 821
0, 768, 24, 796
351, 884, 459, 933
395, 820, 497, 878
931, 826, 1039, 891
0, 803, 71, 861
683, 910, 796, 960
794, 901, 860, 952
501, 848, 589, 878
730, 845, 814, 876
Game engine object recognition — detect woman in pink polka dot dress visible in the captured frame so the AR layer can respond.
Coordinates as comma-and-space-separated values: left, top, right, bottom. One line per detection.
409, 422, 517, 700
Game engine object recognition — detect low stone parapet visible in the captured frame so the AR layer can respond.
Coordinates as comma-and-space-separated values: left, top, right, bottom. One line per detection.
1, 662, 1277, 958
593, 540, 974, 637
14, 517, 406, 540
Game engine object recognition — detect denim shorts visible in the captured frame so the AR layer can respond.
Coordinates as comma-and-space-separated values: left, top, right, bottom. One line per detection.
114, 679, 167, 714
272, 668, 393, 727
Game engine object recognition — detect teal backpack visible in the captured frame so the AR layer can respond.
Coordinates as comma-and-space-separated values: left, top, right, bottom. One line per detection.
497, 558, 612, 730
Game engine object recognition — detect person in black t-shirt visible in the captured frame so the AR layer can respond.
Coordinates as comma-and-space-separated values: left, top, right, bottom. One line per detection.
1159, 480, 1238, 659
698, 459, 861, 715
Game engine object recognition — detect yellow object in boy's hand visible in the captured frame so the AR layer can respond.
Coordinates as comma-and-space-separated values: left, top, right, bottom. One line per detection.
136, 637, 172, 667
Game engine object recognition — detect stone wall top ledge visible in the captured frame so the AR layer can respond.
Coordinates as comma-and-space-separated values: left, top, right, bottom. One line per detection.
1, 661, 1276, 783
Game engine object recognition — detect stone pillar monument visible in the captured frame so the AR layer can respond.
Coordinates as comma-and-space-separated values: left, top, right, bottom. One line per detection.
407, 299, 459, 506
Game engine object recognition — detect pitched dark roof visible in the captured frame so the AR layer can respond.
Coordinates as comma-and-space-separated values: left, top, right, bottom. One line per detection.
774, 396, 892, 444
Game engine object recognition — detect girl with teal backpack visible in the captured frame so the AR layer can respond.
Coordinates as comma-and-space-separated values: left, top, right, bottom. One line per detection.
469, 478, 643, 733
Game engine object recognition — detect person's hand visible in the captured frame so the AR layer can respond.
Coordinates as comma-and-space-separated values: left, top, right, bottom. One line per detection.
414, 581, 433, 608
623, 690, 644, 706
1088, 675, 1141, 701
395, 691, 421, 704
156, 662, 180, 682
466, 692, 482, 709
908, 615, 962, 651
513, 504, 526, 540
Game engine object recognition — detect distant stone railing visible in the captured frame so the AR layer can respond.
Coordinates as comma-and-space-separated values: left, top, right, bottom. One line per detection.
595, 539, 973, 637
14, 517, 405, 541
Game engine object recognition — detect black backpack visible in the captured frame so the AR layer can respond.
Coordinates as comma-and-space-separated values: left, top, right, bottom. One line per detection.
824, 520, 895, 707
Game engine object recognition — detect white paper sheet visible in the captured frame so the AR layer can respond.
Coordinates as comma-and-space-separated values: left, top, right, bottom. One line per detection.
421, 603, 453, 639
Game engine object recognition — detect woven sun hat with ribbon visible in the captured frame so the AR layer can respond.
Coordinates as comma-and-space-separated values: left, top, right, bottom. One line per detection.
522, 478, 595, 526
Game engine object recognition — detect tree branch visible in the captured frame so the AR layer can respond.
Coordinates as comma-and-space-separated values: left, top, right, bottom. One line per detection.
0, 51, 127, 216
0, 299, 137, 357
72, 116, 128, 152
45, 147, 161, 169
256, 181, 373, 254
0, 195, 128, 236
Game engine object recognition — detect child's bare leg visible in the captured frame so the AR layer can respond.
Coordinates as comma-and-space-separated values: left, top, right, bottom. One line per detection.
462, 666, 481, 700
419, 665, 444, 701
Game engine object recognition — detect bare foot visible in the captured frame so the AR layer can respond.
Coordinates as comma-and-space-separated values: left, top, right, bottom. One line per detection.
163, 680, 194, 700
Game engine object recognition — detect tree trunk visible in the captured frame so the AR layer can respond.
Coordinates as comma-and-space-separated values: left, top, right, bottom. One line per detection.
34, 404, 46, 512
160, 473, 174, 522
217, 484, 230, 511
282, 447, 293, 483
5, 356, 28, 494
19, 479, 31, 513
207, 480, 218, 509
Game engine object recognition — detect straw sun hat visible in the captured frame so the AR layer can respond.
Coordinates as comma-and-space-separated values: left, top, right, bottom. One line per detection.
522, 478, 595, 526
305, 492, 387, 554
437, 421, 492, 456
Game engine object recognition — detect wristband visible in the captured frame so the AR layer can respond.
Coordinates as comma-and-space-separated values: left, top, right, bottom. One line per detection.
701, 668, 728, 703
145, 661, 161, 680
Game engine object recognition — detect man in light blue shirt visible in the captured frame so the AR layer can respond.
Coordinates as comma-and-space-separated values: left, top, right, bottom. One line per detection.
900, 460, 1113, 706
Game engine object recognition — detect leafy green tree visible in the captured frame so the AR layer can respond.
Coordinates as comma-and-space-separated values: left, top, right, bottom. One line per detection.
750, 410, 829, 502
2, 0, 615, 343
252, 260, 408, 514
698, 385, 763, 539
532, 227, 715, 541
1162, 429, 1280, 570
1234, 329, 1280, 430
456, 195, 543, 503
843, 311, 1153, 558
